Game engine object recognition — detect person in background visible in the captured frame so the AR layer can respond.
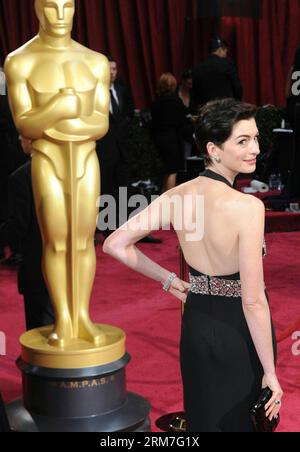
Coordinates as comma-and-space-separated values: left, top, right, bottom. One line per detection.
97, 57, 161, 244
178, 69, 198, 163
193, 36, 243, 110
286, 45, 300, 196
96, 56, 135, 237
0, 63, 28, 265
178, 69, 195, 115
0, 65, 6, 260
0, 63, 12, 260
151, 73, 193, 192
0, 137, 54, 330
108, 56, 135, 135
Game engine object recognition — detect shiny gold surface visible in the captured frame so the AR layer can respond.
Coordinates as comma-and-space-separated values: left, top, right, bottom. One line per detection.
20, 325, 126, 369
5, 0, 110, 349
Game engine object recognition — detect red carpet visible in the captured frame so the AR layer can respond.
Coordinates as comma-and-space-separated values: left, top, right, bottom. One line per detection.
0, 231, 299, 432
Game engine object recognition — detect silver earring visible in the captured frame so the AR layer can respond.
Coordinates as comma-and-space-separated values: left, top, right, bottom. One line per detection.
214, 157, 221, 164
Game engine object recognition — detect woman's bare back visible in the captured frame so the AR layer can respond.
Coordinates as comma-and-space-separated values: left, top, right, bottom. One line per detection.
173, 176, 251, 277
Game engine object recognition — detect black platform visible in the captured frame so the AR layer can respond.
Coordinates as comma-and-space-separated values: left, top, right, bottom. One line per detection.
7, 353, 150, 432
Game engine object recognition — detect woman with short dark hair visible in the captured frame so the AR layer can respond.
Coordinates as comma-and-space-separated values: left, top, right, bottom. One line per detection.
104, 98, 282, 432
195, 98, 258, 166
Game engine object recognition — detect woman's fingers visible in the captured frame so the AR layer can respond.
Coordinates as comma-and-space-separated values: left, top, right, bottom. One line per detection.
261, 375, 283, 421
266, 404, 280, 422
265, 394, 282, 420
265, 395, 276, 412
165, 278, 190, 302
265, 390, 283, 411
183, 281, 191, 290
169, 287, 188, 303
172, 278, 190, 293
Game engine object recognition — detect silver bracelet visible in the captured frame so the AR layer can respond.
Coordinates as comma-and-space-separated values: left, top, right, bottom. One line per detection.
163, 273, 177, 292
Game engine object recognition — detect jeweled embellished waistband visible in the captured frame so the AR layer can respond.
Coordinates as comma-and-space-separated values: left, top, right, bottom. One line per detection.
189, 274, 242, 298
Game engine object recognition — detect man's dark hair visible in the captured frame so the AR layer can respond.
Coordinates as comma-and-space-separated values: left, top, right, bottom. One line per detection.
195, 98, 257, 166
209, 36, 229, 54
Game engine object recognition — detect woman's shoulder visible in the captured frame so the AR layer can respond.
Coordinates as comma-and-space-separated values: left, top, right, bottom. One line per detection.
230, 192, 265, 224
165, 179, 265, 207
170, 178, 200, 196
235, 192, 265, 210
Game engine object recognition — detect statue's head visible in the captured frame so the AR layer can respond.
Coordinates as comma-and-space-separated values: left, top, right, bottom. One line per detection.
35, 0, 75, 37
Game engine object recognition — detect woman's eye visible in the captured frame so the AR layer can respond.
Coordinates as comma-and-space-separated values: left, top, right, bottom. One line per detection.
239, 140, 247, 145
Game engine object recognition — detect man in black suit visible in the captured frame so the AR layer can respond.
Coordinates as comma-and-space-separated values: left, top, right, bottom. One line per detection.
96, 58, 161, 243
0, 67, 28, 201
0, 64, 28, 261
0, 138, 54, 330
108, 57, 135, 142
0, 69, 11, 259
96, 57, 135, 235
193, 37, 243, 110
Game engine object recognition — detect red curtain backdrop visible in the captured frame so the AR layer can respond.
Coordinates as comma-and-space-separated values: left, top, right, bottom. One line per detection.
1, 0, 300, 109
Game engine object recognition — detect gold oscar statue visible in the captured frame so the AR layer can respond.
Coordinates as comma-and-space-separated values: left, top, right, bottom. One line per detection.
4, 1, 150, 431
4, 0, 125, 367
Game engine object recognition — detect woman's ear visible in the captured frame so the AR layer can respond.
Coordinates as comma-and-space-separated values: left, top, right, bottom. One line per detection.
207, 142, 217, 160
207, 142, 221, 164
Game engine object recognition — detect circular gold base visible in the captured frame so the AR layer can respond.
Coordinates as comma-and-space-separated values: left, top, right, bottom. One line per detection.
20, 324, 126, 369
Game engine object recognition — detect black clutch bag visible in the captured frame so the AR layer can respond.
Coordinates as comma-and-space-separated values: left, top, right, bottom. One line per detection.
250, 387, 280, 433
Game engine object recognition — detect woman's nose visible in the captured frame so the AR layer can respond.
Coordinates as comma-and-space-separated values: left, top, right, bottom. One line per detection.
251, 140, 260, 155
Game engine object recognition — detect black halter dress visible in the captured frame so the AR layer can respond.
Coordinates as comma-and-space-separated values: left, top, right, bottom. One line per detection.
180, 169, 276, 432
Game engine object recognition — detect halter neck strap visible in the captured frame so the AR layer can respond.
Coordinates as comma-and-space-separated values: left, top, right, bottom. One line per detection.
200, 169, 234, 188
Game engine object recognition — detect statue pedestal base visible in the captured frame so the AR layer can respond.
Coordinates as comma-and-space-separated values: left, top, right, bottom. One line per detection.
7, 325, 151, 432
